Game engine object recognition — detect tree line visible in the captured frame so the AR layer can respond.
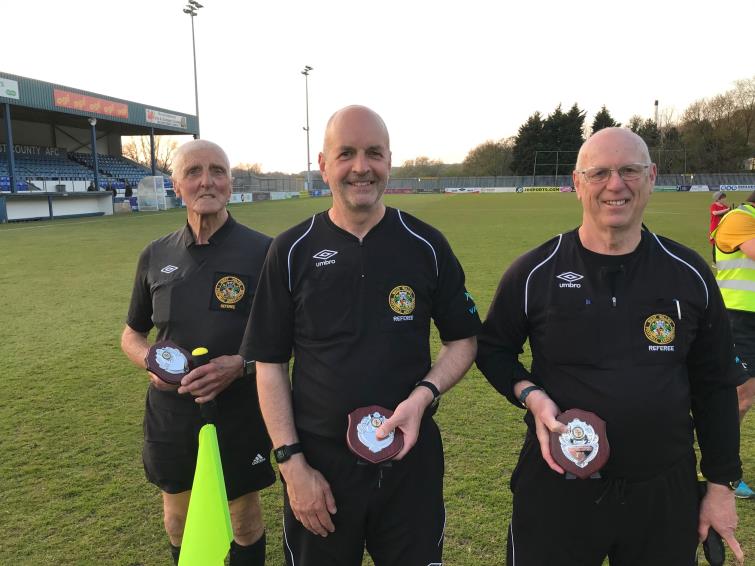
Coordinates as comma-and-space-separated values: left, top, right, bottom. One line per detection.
123, 75, 753, 179
392, 75, 754, 178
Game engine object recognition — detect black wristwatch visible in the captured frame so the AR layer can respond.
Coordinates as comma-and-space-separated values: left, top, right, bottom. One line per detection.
242, 358, 255, 377
518, 385, 544, 407
273, 443, 303, 464
415, 380, 441, 408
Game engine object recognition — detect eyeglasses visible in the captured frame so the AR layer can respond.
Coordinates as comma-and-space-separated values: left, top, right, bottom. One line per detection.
576, 164, 651, 184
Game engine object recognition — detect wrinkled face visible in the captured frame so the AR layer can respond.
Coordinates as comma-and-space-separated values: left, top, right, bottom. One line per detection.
319, 107, 391, 214
173, 145, 232, 218
573, 129, 656, 233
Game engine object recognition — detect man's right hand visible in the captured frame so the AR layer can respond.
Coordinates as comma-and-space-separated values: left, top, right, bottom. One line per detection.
280, 455, 337, 537
147, 371, 179, 392
526, 390, 567, 474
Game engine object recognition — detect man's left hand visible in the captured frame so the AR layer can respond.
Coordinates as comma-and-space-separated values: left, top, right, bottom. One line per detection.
178, 355, 243, 403
698, 482, 744, 565
375, 393, 428, 460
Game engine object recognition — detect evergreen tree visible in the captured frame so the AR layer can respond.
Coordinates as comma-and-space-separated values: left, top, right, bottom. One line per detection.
591, 106, 621, 133
511, 112, 544, 175
561, 104, 586, 174
637, 119, 661, 149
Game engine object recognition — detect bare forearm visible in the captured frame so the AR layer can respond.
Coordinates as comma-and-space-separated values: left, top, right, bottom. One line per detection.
121, 325, 150, 369
256, 361, 299, 447
422, 336, 477, 396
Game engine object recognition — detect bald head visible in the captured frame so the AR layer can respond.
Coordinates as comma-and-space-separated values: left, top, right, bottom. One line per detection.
172, 139, 231, 181
322, 105, 390, 155
576, 127, 651, 171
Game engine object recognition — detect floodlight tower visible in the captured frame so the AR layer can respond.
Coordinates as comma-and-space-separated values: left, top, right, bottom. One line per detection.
302, 65, 313, 191
183, 0, 204, 138
88, 117, 100, 191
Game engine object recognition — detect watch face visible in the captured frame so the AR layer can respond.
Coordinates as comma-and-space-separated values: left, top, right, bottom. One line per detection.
274, 448, 285, 461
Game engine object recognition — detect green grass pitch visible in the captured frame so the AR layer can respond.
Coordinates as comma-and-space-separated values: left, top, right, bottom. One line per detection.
0, 192, 751, 565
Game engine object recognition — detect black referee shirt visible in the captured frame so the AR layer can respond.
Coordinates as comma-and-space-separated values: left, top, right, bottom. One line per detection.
241, 207, 481, 438
127, 214, 271, 393
477, 228, 742, 482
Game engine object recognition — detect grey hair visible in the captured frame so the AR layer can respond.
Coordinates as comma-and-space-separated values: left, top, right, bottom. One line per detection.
171, 139, 231, 181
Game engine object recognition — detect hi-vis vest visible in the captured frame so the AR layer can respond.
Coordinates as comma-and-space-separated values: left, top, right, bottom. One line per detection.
712, 203, 755, 312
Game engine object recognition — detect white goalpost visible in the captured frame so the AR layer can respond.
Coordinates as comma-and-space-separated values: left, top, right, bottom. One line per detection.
136, 176, 167, 211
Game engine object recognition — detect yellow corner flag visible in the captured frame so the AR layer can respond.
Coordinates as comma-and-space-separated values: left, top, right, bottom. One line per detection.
178, 424, 233, 566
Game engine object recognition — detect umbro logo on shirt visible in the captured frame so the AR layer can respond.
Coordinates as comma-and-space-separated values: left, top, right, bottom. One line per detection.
313, 249, 338, 267
161, 265, 179, 274
251, 453, 266, 466
556, 271, 583, 288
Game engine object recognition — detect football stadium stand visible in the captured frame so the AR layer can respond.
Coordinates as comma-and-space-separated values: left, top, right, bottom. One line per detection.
70, 153, 172, 189
1, 71, 195, 220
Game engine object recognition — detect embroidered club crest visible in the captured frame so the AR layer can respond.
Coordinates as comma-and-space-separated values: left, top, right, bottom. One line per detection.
389, 285, 415, 315
215, 275, 245, 305
644, 314, 675, 345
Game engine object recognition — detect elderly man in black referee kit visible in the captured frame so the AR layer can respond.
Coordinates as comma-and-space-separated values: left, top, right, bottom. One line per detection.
121, 140, 274, 565
477, 127, 744, 566
241, 105, 481, 566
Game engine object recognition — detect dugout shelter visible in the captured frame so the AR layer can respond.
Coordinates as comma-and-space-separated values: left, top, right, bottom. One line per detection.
0, 72, 197, 222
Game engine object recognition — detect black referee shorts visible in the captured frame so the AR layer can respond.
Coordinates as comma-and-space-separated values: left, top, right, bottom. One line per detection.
142, 377, 275, 500
729, 309, 755, 382
506, 435, 698, 566
281, 418, 445, 566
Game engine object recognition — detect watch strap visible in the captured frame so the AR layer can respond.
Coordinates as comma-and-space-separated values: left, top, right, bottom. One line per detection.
415, 380, 441, 406
518, 385, 544, 407
273, 443, 303, 464
242, 358, 255, 377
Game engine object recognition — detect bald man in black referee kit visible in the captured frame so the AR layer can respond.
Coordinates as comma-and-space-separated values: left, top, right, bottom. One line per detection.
241, 105, 481, 565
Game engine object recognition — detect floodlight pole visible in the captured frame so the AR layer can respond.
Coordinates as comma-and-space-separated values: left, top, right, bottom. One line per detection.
302, 65, 313, 191
89, 117, 100, 191
184, 1, 203, 138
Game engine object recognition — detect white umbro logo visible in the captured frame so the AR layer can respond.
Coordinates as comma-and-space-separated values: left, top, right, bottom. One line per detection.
313, 249, 338, 267
557, 272, 583, 288
161, 265, 179, 274
252, 454, 266, 466
313, 249, 338, 260
557, 272, 584, 282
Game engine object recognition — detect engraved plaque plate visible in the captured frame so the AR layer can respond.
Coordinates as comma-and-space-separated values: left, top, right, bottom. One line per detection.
145, 340, 191, 385
346, 405, 404, 464
550, 408, 610, 479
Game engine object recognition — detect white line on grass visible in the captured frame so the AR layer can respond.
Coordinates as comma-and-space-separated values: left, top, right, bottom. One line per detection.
0, 212, 166, 233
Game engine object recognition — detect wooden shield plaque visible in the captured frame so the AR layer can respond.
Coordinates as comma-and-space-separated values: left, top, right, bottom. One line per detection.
145, 340, 192, 385
347, 405, 404, 464
549, 408, 610, 479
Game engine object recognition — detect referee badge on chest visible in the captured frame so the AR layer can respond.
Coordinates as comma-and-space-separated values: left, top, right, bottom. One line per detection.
210, 272, 250, 312
347, 406, 404, 464
389, 285, 415, 322
644, 313, 675, 352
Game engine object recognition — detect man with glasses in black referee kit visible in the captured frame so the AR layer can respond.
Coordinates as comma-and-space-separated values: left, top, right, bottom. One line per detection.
241, 105, 481, 565
121, 140, 274, 565
477, 127, 744, 565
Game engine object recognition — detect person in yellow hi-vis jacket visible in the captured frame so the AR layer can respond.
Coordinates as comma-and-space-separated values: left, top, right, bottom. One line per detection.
712, 190, 755, 499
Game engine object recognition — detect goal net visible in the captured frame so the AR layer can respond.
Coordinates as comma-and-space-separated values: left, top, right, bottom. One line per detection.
136, 176, 167, 211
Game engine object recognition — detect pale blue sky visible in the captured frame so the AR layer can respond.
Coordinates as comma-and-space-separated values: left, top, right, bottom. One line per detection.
4, 0, 753, 173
